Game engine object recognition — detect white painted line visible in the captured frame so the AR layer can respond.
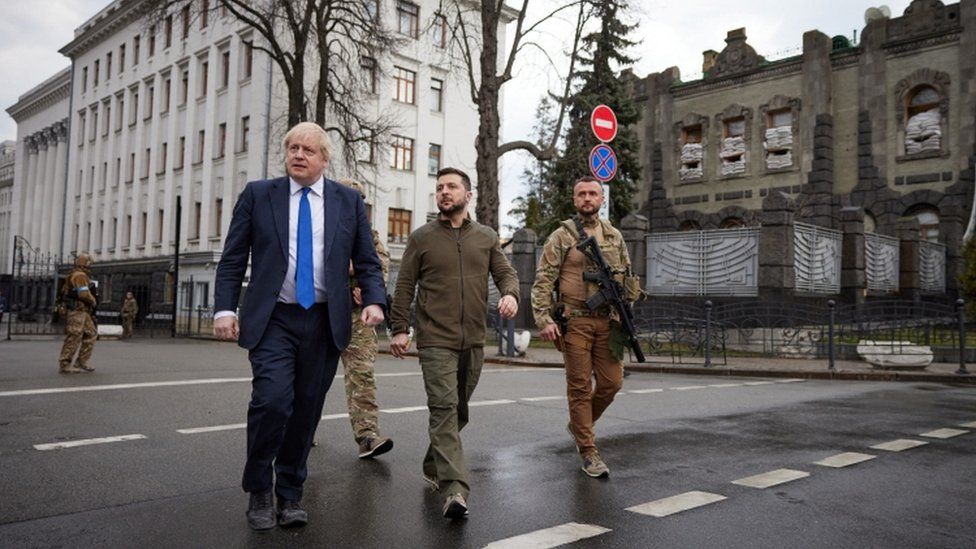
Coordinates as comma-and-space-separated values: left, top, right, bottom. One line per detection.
775, 379, 805, 384
813, 452, 876, 468
626, 491, 727, 517
178, 424, 246, 434
732, 468, 810, 489
743, 381, 775, 386
870, 439, 928, 452
35, 434, 147, 451
520, 396, 565, 402
708, 383, 743, 388
672, 385, 708, 391
321, 413, 349, 420
482, 522, 611, 549
920, 428, 969, 439
959, 421, 976, 428
1, 378, 251, 397
381, 406, 429, 414
469, 399, 516, 407
629, 388, 665, 394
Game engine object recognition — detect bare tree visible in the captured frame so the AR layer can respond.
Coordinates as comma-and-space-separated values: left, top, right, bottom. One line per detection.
140, 0, 401, 174
440, 0, 590, 230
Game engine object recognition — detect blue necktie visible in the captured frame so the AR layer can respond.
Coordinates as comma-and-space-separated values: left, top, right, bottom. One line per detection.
296, 187, 314, 309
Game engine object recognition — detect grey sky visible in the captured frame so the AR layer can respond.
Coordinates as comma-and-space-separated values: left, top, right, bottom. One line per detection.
0, 0, 916, 231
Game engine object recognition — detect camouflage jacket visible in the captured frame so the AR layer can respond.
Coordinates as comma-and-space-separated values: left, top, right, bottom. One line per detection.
530, 217, 632, 329
61, 268, 97, 312
121, 298, 139, 318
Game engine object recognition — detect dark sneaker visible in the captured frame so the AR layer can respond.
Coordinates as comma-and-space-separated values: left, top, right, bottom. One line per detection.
443, 493, 469, 519
246, 490, 276, 531
277, 498, 308, 528
358, 435, 393, 459
59, 365, 84, 374
77, 364, 95, 372
581, 453, 610, 478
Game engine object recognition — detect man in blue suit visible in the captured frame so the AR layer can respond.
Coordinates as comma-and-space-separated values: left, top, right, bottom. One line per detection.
213, 122, 386, 531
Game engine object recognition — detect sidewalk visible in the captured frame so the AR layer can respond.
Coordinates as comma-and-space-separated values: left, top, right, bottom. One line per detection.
385, 345, 976, 385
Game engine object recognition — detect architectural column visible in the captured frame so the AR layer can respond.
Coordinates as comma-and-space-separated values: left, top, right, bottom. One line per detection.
839, 206, 866, 306
48, 121, 68, 259
40, 126, 59, 254
30, 132, 49, 247
758, 191, 797, 300
17, 136, 38, 241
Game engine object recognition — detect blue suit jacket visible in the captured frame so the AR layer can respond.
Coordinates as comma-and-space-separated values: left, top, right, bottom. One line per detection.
213, 176, 386, 350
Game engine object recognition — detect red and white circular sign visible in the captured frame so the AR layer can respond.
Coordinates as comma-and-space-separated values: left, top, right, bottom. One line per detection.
590, 104, 618, 143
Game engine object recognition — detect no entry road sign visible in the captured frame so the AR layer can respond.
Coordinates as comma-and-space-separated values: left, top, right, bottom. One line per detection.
590, 104, 618, 143
589, 144, 618, 182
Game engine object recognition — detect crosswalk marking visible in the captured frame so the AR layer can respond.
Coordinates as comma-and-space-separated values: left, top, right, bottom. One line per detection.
813, 452, 876, 468
381, 405, 429, 414
482, 522, 611, 549
732, 468, 810, 489
469, 399, 517, 407
34, 434, 147, 451
920, 428, 969, 439
520, 396, 565, 402
626, 491, 727, 517
870, 439, 928, 452
672, 385, 708, 391
177, 423, 247, 434
959, 421, 976, 428
628, 388, 665, 394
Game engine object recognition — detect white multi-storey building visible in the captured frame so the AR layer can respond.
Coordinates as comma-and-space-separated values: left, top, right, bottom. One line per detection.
1, 140, 17, 276
6, 0, 494, 316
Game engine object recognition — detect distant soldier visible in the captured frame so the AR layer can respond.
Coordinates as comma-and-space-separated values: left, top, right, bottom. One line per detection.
59, 254, 97, 374
121, 291, 139, 339
338, 178, 394, 459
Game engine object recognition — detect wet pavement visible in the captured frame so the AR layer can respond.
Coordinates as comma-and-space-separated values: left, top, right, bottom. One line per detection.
1, 338, 974, 548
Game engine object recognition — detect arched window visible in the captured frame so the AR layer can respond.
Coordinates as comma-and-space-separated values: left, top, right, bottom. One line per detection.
720, 217, 745, 229
905, 205, 940, 242
904, 86, 941, 155
864, 211, 877, 234
678, 220, 701, 231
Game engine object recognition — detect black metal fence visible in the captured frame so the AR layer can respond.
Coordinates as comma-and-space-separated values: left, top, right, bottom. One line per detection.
5, 237, 63, 339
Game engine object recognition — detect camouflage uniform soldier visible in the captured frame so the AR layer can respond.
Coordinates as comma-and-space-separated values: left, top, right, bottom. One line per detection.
338, 178, 394, 459
121, 292, 139, 338
530, 176, 641, 479
59, 254, 98, 374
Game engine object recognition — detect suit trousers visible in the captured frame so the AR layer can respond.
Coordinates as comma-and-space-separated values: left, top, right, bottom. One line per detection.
562, 316, 623, 457
242, 302, 339, 501
419, 347, 484, 499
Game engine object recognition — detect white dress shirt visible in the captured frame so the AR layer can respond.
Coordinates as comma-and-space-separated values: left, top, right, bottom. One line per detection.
214, 176, 327, 320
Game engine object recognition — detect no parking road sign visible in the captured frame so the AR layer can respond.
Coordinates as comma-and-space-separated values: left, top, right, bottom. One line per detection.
589, 144, 618, 182
590, 104, 618, 143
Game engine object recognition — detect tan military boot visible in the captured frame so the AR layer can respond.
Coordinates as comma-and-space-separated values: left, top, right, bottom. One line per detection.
59, 363, 84, 374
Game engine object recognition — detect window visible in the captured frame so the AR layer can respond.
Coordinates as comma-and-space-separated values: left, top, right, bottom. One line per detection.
119, 44, 125, 73
430, 78, 443, 112
180, 69, 189, 105
159, 142, 168, 173
765, 109, 793, 170
149, 25, 156, 56
157, 209, 165, 243
129, 89, 139, 125
907, 205, 940, 242
214, 198, 223, 236
240, 116, 250, 152
721, 217, 745, 229
141, 212, 147, 246
112, 218, 118, 250
146, 85, 154, 119
391, 135, 414, 171
164, 15, 173, 48
182, 5, 191, 40
393, 66, 416, 104
388, 208, 412, 244
90, 109, 98, 141
217, 123, 227, 158
361, 57, 377, 94
125, 215, 132, 247
133, 35, 140, 65
242, 39, 253, 79
162, 77, 171, 113
679, 220, 702, 231
678, 125, 703, 181
177, 136, 186, 168
115, 157, 121, 185
905, 86, 942, 156
397, 1, 420, 38
106, 52, 112, 78
193, 201, 202, 239
200, 61, 209, 97
433, 13, 447, 48
220, 50, 230, 88
101, 161, 107, 189
78, 112, 86, 142
128, 153, 135, 182
196, 130, 206, 163
103, 104, 111, 136
94, 59, 100, 86
200, 0, 209, 29
428, 143, 441, 176
721, 117, 746, 176
81, 66, 88, 92
143, 147, 151, 178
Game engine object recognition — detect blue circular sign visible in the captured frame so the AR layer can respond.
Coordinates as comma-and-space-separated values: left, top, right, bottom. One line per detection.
589, 144, 618, 182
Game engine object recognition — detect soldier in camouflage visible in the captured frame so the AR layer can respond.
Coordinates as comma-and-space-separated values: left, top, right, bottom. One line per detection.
338, 178, 394, 459
121, 291, 138, 339
530, 176, 640, 479
59, 254, 98, 374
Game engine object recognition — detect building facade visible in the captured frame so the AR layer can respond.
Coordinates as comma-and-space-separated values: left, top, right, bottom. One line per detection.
0, 140, 16, 277
6, 0, 490, 323
629, 0, 976, 299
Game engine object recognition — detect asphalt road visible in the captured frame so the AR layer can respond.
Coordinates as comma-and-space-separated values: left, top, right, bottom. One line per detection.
1, 338, 974, 548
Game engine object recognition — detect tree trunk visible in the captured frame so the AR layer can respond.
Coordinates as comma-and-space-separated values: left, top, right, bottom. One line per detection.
475, 2, 501, 231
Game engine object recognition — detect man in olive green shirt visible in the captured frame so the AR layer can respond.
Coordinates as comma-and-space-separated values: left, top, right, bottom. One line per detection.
390, 167, 519, 520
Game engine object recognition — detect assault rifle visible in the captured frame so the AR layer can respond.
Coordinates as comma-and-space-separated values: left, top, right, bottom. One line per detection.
576, 235, 646, 363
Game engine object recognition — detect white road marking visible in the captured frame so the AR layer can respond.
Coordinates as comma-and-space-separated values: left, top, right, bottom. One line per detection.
381, 406, 430, 414
321, 413, 349, 420
1, 378, 251, 397
482, 522, 611, 549
672, 385, 708, 391
732, 468, 810, 489
959, 421, 976, 428
178, 424, 247, 434
743, 381, 775, 386
708, 383, 743, 388
920, 428, 969, 439
628, 388, 665, 394
626, 491, 727, 517
34, 434, 147, 451
520, 396, 566, 402
813, 452, 876, 468
469, 399, 516, 407
775, 379, 806, 383
870, 439, 928, 452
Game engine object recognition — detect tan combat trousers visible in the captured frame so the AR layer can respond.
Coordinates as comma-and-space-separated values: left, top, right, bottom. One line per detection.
60, 310, 97, 370
562, 316, 623, 457
340, 309, 381, 442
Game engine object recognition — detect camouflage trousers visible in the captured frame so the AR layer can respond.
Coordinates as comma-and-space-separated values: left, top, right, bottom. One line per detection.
60, 310, 96, 369
122, 317, 135, 338
340, 309, 381, 442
